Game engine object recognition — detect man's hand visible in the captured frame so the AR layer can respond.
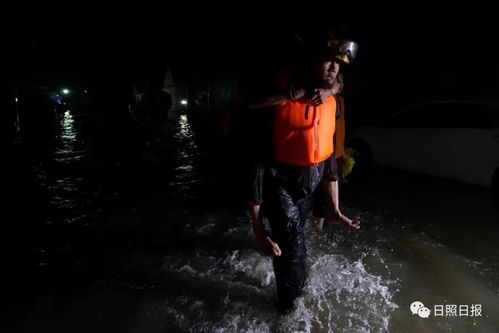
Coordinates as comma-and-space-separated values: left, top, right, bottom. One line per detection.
310, 88, 332, 106
253, 228, 282, 257
309, 73, 344, 106
334, 211, 361, 230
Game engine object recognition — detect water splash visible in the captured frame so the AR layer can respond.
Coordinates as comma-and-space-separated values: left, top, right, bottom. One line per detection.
128, 216, 398, 333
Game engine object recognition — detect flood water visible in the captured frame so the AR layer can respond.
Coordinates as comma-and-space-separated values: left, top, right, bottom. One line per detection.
4, 109, 499, 333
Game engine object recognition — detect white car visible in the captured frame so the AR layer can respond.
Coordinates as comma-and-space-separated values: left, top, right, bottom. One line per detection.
347, 101, 499, 189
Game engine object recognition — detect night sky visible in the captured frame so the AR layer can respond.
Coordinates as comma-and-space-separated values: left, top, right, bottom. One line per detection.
7, 1, 499, 107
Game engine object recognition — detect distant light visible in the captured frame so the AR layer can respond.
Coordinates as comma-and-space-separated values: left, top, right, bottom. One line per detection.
83, 89, 88, 94
62, 89, 70, 95
181, 100, 188, 105
15, 97, 18, 102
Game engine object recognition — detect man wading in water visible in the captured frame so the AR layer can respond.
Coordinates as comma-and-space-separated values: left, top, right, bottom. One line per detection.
246, 36, 361, 313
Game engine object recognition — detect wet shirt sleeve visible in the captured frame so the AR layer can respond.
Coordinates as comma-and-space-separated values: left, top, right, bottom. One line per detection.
246, 163, 265, 205
322, 154, 339, 182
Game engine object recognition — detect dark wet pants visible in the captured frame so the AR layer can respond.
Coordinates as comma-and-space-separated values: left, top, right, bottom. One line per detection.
263, 162, 325, 307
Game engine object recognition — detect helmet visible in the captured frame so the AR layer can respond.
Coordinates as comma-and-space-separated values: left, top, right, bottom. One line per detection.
293, 32, 359, 65
335, 39, 359, 64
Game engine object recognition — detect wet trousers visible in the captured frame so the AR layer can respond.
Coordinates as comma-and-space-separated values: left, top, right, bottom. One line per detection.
263, 162, 325, 307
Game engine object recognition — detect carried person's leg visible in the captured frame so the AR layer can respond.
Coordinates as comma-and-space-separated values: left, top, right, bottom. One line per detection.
262, 163, 323, 311
264, 174, 311, 310
267, 187, 307, 310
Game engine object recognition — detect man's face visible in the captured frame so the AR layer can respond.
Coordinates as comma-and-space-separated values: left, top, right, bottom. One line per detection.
317, 60, 340, 88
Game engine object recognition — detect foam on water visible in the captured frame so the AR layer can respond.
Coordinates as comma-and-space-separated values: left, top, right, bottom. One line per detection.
129, 214, 399, 333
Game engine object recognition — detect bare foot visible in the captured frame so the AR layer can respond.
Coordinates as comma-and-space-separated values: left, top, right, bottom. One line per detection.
254, 230, 282, 257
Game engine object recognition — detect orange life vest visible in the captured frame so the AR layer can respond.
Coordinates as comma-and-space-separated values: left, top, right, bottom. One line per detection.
274, 96, 336, 166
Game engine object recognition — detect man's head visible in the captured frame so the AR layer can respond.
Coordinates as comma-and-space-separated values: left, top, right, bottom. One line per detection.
315, 58, 341, 89
298, 43, 341, 89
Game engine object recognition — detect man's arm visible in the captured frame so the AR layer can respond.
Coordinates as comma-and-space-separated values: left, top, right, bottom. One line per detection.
247, 164, 281, 257
322, 154, 360, 229
247, 74, 344, 109
249, 204, 282, 257
310, 73, 344, 106
247, 87, 306, 108
326, 180, 361, 229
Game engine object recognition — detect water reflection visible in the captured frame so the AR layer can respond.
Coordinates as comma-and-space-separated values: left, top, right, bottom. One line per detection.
178, 114, 194, 143
13, 110, 499, 332
54, 110, 86, 163
61, 110, 76, 141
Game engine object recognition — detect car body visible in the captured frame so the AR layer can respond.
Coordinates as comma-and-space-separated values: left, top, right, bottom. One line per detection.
347, 101, 499, 188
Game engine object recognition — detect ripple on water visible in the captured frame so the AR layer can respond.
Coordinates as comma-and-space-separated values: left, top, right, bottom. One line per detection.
127, 216, 398, 333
